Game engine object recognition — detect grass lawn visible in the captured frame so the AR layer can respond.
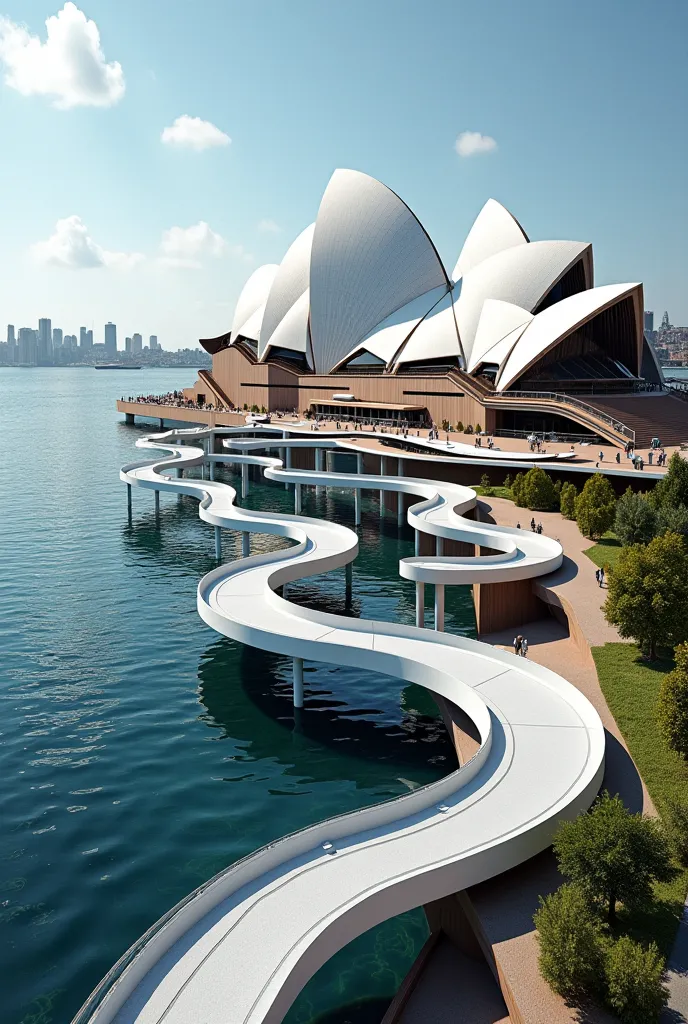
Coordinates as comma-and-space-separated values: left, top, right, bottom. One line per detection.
584, 531, 623, 572
592, 642, 688, 956
471, 485, 513, 500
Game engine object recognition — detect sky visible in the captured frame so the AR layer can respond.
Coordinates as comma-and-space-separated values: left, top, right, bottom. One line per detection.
0, 0, 686, 350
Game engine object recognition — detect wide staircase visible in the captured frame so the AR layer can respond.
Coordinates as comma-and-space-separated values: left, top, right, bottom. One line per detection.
198, 369, 235, 411
583, 393, 688, 447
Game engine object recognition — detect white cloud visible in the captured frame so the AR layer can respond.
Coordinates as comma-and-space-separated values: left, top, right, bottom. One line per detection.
160, 221, 226, 262
0, 3, 124, 109
454, 131, 498, 158
31, 215, 142, 270
161, 115, 230, 151
257, 218, 280, 234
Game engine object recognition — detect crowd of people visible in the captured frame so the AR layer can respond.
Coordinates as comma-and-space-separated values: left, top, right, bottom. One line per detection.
123, 391, 227, 412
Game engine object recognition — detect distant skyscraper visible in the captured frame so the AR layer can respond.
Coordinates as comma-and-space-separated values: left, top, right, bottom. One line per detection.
38, 318, 52, 363
86, 329, 93, 348
125, 337, 132, 353
644, 311, 654, 334
104, 322, 117, 356
79, 327, 87, 350
132, 333, 143, 354
6, 325, 16, 363
661, 311, 671, 330
18, 328, 37, 365
149, 335, 158, 350
52, 327, 63, 348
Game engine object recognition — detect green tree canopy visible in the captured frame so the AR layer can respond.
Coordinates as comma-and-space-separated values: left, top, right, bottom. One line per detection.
651, 451, 688, 510
521, 466, 559, 510
552, 792, 675, 922
657, 503, 688, 539
511, 472, 526, 506
605, 531, 688, 658
533, 884, 605, 997
657, 641, 688, 758
575, 473, 617, 539
614, 488, 657, 545
559, 482, 577, 520
604, 936, 668, 1024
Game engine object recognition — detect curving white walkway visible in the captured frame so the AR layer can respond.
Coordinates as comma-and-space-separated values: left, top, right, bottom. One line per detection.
76, 428, 605, 1024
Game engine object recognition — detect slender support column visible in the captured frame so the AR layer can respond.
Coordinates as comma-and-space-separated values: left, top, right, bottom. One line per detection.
315, 448, 323, 494
154, 489, 160, 515
356, 453, 364, 475
125, 412, 135, 425
209, 460, 215, 481
436, 536, 444, 556
380, 455, 386, 516
397, 459, 404, 528
434, 584, 445, 632
201, 462, 205, 480
354, 487, 361, 527
416, 581, 425, 628
293, 657, 304, 709
415, 530, 420, 557
127, 483, 132, 514
242, 532, 250, 557
159, 418, 164, 430
295, 482, 302, 515
177, 466, 183, 479
285, 446, 292, 489
345, 561, 353, 605
241, 462, 248, 499
214, 526, 222, 561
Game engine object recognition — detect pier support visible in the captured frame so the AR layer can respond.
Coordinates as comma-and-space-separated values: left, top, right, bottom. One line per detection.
436, 536, 444, 556
293, 657, 304, 709
214, 526, 222, 561
434, 584, 445, 633
345, 561, 353, 605
285, 446, 292, 489
416, 582, 425, 628
125, 413, 135, 425
397, 459, 404, 528
315, 448, 323, 494
241, 463, 248, 499
355, 453, 363, 526
209, 460, 215, 481
415, 530, 420, 557
295, 482, 302, 515
127, 483, 132, 514
154, 490, 160, 515
380, 456, 386, 515
159, 418, 164, 430
242, 532, 250, 558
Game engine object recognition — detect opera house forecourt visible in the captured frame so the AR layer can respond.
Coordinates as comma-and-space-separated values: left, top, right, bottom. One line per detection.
153, 167, 686, 449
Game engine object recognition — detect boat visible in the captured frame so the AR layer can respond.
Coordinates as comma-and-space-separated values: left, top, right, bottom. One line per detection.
94, 364, 142, 370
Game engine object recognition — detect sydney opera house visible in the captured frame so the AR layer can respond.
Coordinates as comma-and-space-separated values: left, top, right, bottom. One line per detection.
186, 169, 683, 447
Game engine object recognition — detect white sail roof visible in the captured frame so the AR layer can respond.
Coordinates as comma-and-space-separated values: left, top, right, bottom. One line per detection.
393, 290, 462, 369
467, 299, 534, 373
230, 264, 278, 342
260, 289, 310, 361
258, 224, 315, 359
453, 199, 529, 281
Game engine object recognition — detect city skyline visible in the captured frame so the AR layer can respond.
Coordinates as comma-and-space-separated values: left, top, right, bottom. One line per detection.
0, 1, 685, 349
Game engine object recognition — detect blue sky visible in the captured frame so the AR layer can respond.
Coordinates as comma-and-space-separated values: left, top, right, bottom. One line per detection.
0, 0, 686, 349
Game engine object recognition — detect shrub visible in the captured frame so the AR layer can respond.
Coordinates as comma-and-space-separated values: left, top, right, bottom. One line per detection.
465, 424, 473, 434
511, 472, 526, 506
441, 419, 449, 432
575, 474, 617, 539
553, 792, 676, 922
560, 482, 578, 519
614, 488, 657, 545
604, 935, 668, 1024
664, 797, 688, 866
521, 467, 559, 511
657, 503, 688, 539
534, 884, 605, 997
475, 423, 482, 434
657, 641, 688, 758
480, 473, 494, 496
554, 478, 562, 498
243, 403, 248, 411
456, 420, 464, 432
605, 532, 688, 659
503, 474, 513, 492
651, 451, 688, 510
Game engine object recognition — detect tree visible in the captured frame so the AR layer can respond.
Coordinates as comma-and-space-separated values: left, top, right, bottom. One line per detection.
533, 884, 605, 997
605, 532, 688, 658
575, 474, 617, 539
480, 473, 494, 496
614, 488, 657, 545
521, 466, 558, 511
511, 472, 526, 506
552, 792, 675, 923
664, 797, 688, 866
657, 503, 688, 539
560, 482, 577, 519
651, 451, 688, 511
657, 641, 688, 758
604, 936, 668, 1024
456, 420, 464, 432
475, 423, 482, 434
503, 474, 513, 492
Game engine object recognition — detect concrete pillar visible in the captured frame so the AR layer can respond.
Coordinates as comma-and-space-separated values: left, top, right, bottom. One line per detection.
154, 490, 160, 515
315, 448, 323, 494
209, 460, 215, 481
241, 462, 248, 499
397, 459, 404, 528
293, 657, 304, 709
295, 482, 302, 515
345, 561, 353, 604
214, 526, 222, 561
159, 418, 164, 430
416, 582, 425, 628
434, 584, 445, 632
415, 530, 420, 557
356, 453, 364, 475
354, 487, 361, 527
380, 455, 386, 515
125, 412, 135, 425
127, 483, 132, 514
242, 532, 250, 558
285, 446, 292, 489
436, 536, 444, 556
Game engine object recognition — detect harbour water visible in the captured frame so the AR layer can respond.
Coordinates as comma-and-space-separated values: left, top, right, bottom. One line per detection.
0, 368, 477, 1024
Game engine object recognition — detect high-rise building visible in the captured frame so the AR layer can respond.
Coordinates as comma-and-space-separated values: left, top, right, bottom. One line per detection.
104, 322, 117, 356
149, 335, 158, 350
52, 327, 63, 349
38, 318, 52, 363
661, 311, 671, 330
132, 333, 143, 354
86, 329, 93, 349
125, 337, 132, 353
6, 325, 16, 363
80, 327, 88, 350
18, 328, 37, 365
644, 311, 654, 334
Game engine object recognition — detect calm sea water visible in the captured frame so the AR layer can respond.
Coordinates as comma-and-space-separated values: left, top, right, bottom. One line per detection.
0, 368, 476, 1024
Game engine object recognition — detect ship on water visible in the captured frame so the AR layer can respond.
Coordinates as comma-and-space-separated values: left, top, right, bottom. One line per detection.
94, 363, 142, 370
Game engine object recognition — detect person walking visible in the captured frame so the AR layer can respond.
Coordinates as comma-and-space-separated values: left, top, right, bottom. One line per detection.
521, 637, 529, 658
513, 635, 522, 656
595, 568, 601, 587
600, 566, 605, 587
530, 518, 536, 531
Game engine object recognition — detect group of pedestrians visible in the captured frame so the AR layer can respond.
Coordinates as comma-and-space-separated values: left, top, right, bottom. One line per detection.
513, 635, 529, 658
